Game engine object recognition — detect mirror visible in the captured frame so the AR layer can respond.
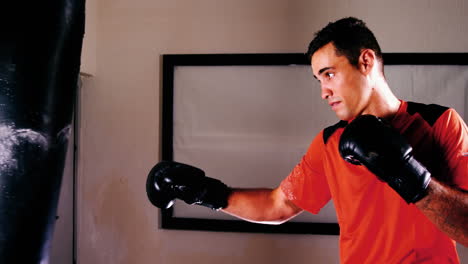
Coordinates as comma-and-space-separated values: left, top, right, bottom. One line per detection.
160, 53, 468, 234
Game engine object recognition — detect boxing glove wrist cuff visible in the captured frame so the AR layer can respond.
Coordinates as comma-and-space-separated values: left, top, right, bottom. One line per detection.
195, 177, 232, 210
386, 156, 431, 203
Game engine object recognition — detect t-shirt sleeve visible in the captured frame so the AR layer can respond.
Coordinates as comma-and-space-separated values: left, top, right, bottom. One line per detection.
433, 108, 468, 190
280, 131, 331, 214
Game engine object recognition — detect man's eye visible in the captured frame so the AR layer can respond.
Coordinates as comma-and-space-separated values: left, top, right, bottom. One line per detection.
326, 72, 335, 79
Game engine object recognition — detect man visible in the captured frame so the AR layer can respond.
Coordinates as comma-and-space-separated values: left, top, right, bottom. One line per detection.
147, 17, 468, 263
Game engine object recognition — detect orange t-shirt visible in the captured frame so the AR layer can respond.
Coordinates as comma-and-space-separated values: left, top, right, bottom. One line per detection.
281, 101, 467, 264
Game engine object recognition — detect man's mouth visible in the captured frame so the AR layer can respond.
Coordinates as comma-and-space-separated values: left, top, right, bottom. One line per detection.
329, 101, 340, 110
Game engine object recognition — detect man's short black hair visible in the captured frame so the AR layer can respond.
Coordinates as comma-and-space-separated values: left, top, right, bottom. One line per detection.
306, 17, 383, 69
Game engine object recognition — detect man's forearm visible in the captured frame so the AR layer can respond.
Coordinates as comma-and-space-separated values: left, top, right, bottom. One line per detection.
221, 188, 302, 225
415, 179, 468, 247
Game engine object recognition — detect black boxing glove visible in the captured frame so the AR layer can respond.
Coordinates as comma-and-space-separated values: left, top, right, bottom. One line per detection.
339, 115, 431, 203
146, 161, 231, 210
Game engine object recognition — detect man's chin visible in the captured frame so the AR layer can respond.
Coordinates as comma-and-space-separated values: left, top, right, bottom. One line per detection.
334, 111, 350, 121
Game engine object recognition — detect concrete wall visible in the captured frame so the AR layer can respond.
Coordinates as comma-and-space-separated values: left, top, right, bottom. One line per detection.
77, 0, 468, 263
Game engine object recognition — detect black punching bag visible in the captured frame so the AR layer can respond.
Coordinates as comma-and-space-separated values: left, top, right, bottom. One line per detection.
0, 0, 85, 263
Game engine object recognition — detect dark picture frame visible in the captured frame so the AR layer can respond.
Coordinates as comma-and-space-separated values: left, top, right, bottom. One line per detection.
160, 52, 468, 235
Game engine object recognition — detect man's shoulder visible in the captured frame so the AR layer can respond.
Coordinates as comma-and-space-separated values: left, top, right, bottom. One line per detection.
322, 120, 347, 144
406, 101, 450, 126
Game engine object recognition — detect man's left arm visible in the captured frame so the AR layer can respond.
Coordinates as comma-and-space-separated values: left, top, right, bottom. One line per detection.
415, 179, 468, 247
339, 114, 468, 246
417, 108, 468, 247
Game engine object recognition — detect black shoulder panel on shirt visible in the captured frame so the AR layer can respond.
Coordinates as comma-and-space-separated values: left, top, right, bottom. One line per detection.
323, 120, 347, 144
406, 101, 449, 126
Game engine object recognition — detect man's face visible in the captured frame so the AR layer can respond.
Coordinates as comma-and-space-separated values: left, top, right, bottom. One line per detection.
311, 42, 372, 121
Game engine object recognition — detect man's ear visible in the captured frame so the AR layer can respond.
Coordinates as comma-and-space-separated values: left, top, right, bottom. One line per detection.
358, 49, 375, 75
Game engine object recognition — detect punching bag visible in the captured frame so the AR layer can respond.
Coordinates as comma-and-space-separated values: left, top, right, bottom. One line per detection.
0, 0, 85, 263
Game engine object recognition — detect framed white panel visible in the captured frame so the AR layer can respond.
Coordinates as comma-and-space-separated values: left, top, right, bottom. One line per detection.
160, 53, 468, 234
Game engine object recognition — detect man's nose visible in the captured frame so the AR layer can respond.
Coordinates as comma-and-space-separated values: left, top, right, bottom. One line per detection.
321, 86, 332, 100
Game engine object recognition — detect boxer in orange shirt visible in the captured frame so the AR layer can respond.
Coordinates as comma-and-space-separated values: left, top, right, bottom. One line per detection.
147, 17, 468, 263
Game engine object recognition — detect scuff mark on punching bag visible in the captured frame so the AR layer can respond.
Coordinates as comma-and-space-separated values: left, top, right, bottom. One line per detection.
0, 125, 48, 171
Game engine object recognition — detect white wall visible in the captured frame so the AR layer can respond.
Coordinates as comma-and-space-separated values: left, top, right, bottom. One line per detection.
80, 0, 97, 76
77, 0, 468, 263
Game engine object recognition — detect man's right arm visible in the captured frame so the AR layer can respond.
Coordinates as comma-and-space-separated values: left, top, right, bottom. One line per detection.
221, 187, 303, 225
146, 161, 303, 225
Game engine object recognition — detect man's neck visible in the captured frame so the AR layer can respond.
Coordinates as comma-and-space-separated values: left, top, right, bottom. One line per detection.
365, 78, 401, 120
